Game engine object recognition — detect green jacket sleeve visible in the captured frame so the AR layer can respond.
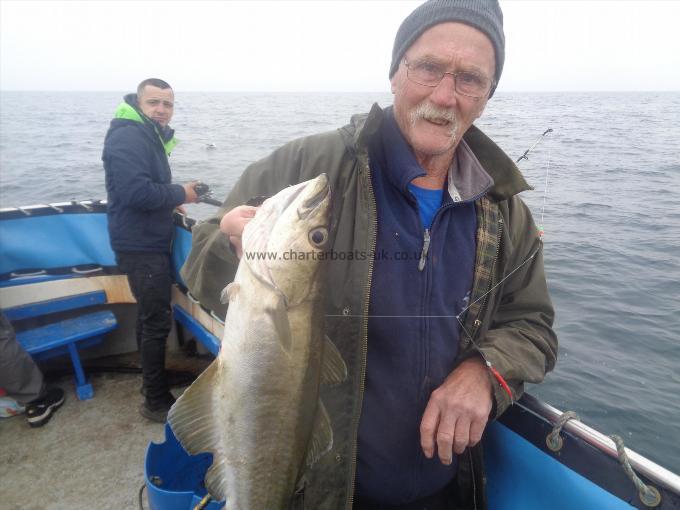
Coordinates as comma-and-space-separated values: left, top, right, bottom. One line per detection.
479, 196, 558, 418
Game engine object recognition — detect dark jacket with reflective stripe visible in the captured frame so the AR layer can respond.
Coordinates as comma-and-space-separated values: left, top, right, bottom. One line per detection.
102, 95, 185, 253
181, 104, 558, 510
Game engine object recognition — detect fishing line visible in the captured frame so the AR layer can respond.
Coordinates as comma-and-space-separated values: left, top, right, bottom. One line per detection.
538, 129, 553, 238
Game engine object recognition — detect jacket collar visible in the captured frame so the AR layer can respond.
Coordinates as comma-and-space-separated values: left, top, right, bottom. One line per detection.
346, 103, 532, 201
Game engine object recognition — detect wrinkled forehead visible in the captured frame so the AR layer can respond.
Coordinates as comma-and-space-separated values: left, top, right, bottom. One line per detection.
406, 22, 495, 75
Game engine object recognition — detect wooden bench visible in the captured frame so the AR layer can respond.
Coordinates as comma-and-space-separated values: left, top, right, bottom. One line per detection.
2, 290, 118, 400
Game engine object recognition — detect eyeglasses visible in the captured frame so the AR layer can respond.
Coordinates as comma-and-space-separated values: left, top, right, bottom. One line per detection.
403, 58, 494, 99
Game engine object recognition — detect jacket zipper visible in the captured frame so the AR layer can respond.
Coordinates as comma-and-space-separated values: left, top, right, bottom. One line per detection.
347, 155, 377, 510
416, 200, 456, 272
417, 228, 431, 271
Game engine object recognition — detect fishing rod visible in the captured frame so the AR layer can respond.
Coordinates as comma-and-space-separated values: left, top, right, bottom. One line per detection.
194, 182, 223, 206
516, 128, 553, 163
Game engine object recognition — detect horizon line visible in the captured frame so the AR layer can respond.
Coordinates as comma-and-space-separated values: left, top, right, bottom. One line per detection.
1, 89, 679, 94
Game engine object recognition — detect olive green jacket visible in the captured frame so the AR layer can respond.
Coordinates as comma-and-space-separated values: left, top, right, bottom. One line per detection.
181, 104, 557, 509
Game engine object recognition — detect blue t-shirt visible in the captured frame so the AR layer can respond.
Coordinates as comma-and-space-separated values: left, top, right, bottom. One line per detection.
407, 183, 444, 229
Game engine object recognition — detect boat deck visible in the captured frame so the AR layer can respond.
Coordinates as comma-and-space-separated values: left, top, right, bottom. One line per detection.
0, 354, 209, 510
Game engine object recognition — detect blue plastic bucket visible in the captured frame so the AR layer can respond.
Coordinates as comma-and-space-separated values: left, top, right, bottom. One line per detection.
145, 423, 225, 510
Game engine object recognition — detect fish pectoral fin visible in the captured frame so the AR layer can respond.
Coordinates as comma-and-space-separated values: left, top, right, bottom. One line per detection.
271, 294, 293, 353
167, 360, 228, 502
220, 282, 239, 304
305, 400, 333, 469
320, 336, 348, 385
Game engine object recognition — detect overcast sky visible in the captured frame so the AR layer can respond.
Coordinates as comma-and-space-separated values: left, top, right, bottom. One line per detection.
1, 0, 679, 92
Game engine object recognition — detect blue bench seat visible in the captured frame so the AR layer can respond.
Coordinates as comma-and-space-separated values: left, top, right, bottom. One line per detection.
3, 290, 118, 400
17, 310, 117, 355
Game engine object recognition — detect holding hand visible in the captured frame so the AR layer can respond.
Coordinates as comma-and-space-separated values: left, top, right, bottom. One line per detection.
182, 181, 200, 204
220, 205, 258, 258
420, 356, 493, 465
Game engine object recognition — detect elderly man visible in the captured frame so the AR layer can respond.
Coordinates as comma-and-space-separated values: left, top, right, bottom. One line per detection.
103, 78, 199, 422
182, 1, 557, 508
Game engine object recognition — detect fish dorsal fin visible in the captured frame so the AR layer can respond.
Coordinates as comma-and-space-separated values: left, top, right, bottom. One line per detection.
304, 400, 333, 469
220, 282, 239, 304
167, 360, 228, 502
321, 336, 348, 385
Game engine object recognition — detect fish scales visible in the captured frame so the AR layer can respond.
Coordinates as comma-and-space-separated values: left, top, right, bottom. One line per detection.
168, 174, 347, 509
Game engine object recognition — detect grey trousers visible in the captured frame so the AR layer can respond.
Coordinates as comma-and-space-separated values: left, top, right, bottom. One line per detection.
0, 311, 44, 405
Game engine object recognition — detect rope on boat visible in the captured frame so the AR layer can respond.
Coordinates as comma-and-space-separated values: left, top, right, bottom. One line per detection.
546, 410, 580, 452
610, 434, 662, 507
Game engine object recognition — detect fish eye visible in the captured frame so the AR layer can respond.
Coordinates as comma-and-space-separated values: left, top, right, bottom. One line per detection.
309, 227, 329, 247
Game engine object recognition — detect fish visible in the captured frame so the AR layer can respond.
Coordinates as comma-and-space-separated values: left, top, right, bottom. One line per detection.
168, 173, 347, 509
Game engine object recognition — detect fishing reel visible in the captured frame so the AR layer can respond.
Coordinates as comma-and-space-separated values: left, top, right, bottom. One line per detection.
194, 182, 222, 206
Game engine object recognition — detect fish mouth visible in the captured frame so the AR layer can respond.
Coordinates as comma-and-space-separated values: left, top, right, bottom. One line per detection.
298, 174, 330, 220
303, 181, 330, 210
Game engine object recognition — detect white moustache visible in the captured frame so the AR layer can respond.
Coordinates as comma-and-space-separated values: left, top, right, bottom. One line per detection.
410, 103, 458, 138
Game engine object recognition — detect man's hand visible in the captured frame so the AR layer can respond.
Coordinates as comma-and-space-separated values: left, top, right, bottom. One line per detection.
420, 356, 493, 465
219, 205, 258, 258
183, 181, 200, 204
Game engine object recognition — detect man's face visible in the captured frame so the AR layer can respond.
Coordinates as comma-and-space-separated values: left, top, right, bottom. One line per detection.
391, 22, 495, 161
138, 85, 174, 127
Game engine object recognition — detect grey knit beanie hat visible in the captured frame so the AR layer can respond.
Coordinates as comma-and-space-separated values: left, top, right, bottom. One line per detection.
389, 0, 505, 97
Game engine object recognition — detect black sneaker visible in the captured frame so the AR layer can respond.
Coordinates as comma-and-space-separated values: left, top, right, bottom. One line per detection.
139, 393, 176, 423
26, 387, 65, 428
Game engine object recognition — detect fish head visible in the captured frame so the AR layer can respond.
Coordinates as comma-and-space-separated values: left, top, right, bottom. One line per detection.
242, 173, 331, 306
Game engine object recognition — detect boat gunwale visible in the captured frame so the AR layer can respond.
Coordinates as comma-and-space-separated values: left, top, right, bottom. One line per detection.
515, 393, 680, 494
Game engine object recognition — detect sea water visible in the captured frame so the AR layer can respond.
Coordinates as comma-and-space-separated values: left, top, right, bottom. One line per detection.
1, 91, 678, 472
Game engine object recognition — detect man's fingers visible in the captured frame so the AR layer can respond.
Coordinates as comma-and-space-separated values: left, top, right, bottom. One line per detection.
436, 426, 455, 465
432, 400, 458, 465
220, 205, 258, 236
419, 403, 440, 459
468, 416, 487, 448
452, 417, 471, 455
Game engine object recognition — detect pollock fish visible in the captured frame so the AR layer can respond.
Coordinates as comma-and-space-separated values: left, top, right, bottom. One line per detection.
168, 173, 346, 509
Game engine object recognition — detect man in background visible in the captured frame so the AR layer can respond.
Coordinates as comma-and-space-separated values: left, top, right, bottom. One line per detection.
102, 78, 198, 422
